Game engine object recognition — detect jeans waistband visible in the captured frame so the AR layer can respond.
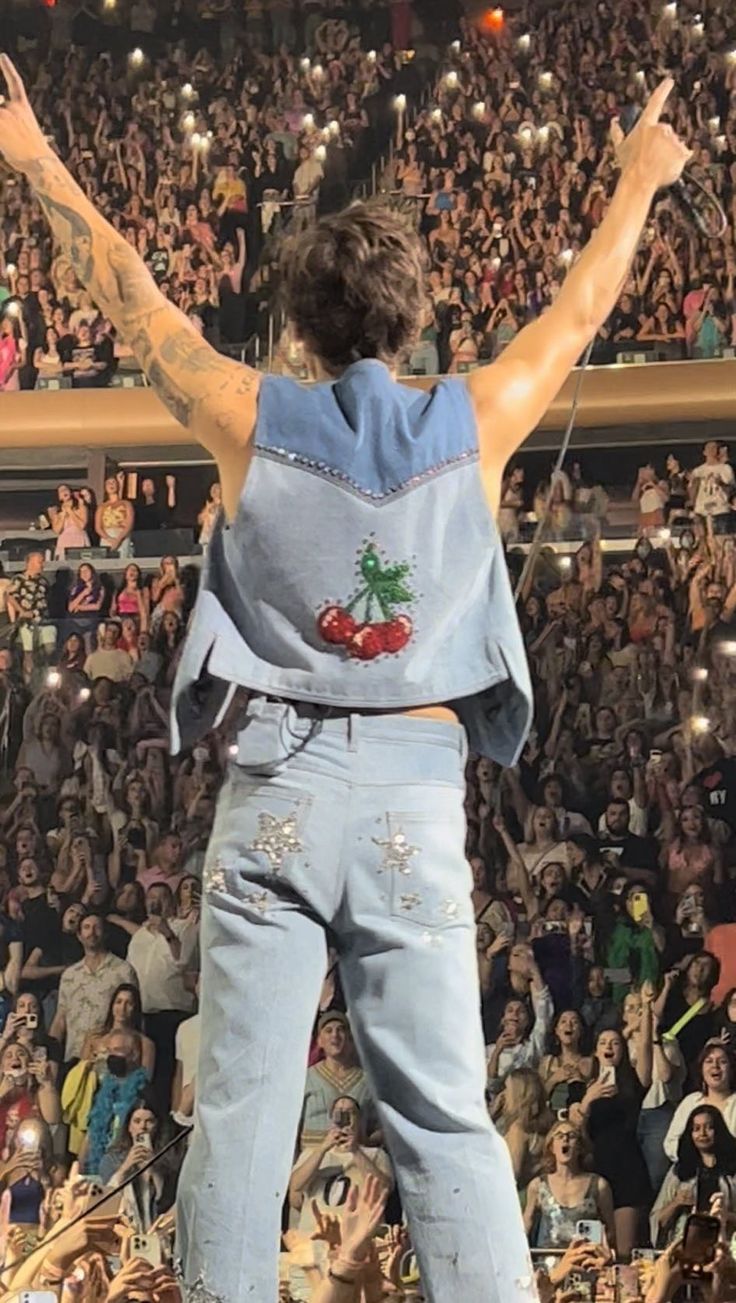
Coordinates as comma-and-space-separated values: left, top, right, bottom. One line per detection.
240, 695, 467, 758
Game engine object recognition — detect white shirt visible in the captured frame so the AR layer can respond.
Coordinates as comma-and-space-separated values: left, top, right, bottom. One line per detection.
691, 461, 735, 516
486, 984, 554, 1083
291, 1145, 393, 1235
127, 918, 198, 1014
175, 1012, 201, 1087
664, 1090, 736, 1161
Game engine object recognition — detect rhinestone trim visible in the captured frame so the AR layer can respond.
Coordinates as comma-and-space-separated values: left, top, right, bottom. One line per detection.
255, 445, 478, 503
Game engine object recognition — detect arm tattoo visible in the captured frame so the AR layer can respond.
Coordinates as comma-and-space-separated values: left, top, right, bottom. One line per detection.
148, 362, 195, 428
21, 148, 256, 434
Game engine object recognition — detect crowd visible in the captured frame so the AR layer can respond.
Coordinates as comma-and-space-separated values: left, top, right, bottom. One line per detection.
2, 0, 736, 389
0, 438, 736, 1303
4, 0, 736, 1301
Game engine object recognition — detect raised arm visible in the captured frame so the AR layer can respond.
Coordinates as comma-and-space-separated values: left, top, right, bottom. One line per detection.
467, 78, 690, 487
0, 55, 258, 520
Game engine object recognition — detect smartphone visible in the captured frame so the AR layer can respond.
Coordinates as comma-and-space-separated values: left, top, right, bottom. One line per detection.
25, 1013, 38, 1032
575, 1218, 603, 1245
18, 1294, 58, 1303
130, 1233, 163, 1268
630, 890, 649, 924
542, 921, 568, 934
333, 1109, 352, 1129
567, 1270, 595, 1301
615, 1263, 640, 1301
681, 1213, 720, 1279
137, 1132, 153, 1152
599, 1065, 616, 1090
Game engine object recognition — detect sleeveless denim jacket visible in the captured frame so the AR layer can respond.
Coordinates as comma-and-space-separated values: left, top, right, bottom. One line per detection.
171, 360, 533, 764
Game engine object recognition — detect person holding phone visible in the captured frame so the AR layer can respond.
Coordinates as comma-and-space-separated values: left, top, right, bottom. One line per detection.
0, 992, 62, 1085
523, 1119, 615, 1251
571, 1027, 652, 1257
651, 1105, 736, 1247
101, 1101, 173, 1234
289, 1096, 393, 1237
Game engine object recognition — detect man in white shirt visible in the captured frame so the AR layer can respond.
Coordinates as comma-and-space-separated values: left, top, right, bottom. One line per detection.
83, 621, 134, 683
690, 441, 735, 520
289, 1095, 393, 1236
128, 883, 198, 1111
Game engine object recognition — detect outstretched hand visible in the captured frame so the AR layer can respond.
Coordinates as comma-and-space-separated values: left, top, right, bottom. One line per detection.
610, 78, 692, 191
0, 54, 50, 173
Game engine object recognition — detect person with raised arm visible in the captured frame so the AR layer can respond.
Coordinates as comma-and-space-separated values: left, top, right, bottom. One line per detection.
0, 56, 691, 1303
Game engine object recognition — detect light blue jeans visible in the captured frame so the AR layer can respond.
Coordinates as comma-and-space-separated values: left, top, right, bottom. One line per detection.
176, 700, 536, 1303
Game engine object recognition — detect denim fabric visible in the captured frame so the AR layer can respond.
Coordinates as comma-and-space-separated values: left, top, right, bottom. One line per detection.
171, 362, 533, 765
637, 1103, 674, 1194
176, 701, 536, 1303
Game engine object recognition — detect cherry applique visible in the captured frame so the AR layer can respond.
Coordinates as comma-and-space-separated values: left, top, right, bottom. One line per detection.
317, 543, 415, 661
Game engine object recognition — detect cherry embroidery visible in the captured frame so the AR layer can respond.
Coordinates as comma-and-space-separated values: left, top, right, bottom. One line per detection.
317, 543, 415, 661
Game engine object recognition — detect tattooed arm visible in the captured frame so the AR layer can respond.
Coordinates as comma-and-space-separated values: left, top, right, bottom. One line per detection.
0, 55, 258, 519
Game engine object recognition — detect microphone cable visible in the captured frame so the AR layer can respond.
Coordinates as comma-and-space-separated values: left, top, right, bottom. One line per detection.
0, 1124, 193, 1285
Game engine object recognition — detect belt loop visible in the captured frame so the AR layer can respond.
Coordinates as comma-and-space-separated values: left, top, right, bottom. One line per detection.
348, 713, 359, 751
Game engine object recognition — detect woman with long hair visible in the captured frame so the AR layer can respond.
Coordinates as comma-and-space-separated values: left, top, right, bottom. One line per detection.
111, 563, 149, 632
523, 1119, 615, 1250
101, 1099, 174, 1232
651, 1105, 736, 1246
494, 1066, 553, 1191
66, 563, 105, 647
150, 556, 184, 632
81, 983, 155, 1079
58, 631, 86, 676
539, 1009, 593, 1114
570, 1026, 652, 1256
662, 804, 723, 899
48, 483, 89, 560
665, 1041, 736, 1160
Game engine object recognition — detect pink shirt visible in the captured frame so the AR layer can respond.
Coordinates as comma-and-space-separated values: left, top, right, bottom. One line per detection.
136, 866, 185, 896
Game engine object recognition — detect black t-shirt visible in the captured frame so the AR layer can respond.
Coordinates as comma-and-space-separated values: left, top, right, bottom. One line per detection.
21, 897, 62, 998
135, 499, 171, 531
597, 831, 659, 874
695, 757, 736, 831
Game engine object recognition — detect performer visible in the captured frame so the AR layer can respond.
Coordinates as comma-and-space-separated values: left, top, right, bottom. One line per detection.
0, 58, 689, 1303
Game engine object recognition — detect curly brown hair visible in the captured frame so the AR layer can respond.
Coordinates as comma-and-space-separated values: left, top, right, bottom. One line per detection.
278, 201, 427, 374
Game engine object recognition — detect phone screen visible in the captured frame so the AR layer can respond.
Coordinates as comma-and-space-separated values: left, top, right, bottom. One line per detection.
682, 1214, 720, 1276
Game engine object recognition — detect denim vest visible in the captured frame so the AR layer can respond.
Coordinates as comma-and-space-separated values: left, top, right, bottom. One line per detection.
171, 360, 533, 763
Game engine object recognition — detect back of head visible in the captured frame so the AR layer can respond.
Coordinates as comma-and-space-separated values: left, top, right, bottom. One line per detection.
279, 201, 426, 376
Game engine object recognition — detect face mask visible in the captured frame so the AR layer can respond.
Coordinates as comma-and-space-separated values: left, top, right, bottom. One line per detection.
107, 1055, 128, 1078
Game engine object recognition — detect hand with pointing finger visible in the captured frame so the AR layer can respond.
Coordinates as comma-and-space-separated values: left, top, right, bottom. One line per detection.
610, 78, 692, 192
0, 54, 51, 174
